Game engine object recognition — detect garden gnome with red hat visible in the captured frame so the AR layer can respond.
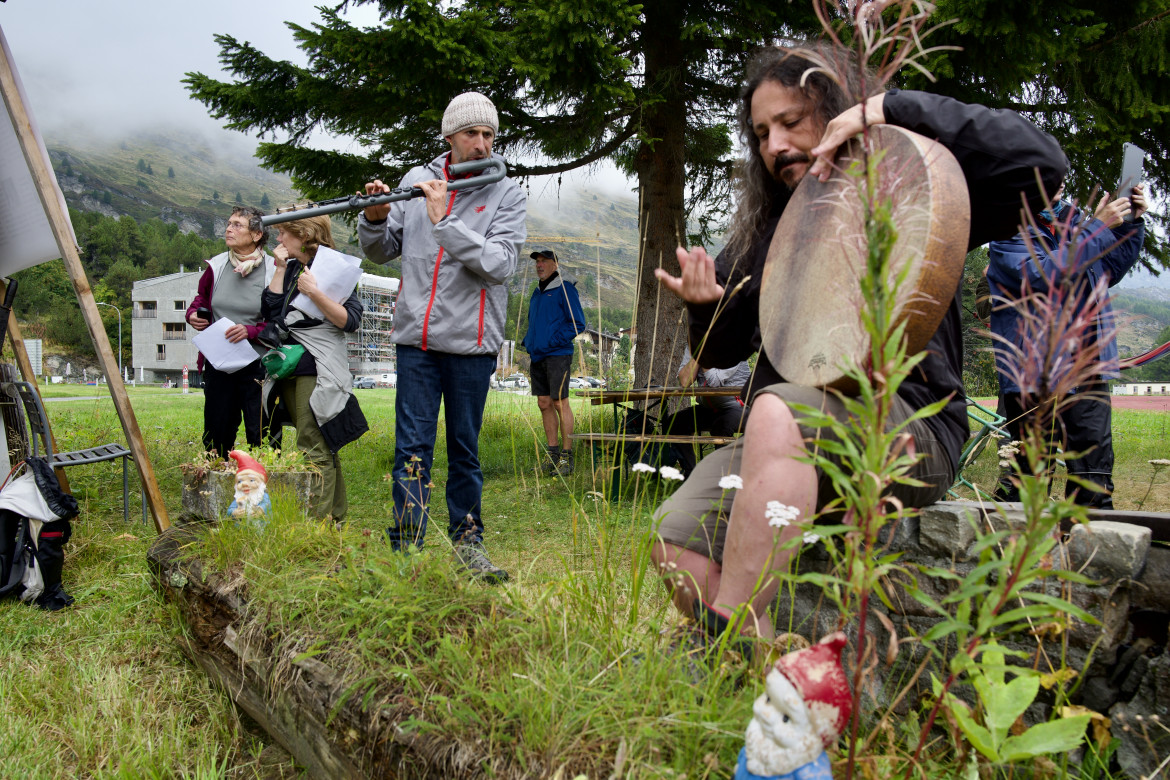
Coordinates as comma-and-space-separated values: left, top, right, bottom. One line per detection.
735, 632, 851, 780
227, 450, 271, 520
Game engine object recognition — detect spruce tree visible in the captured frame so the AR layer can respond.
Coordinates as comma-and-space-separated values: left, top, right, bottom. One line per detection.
185, 1, 1170, 382
168, 166, 175, 178
136, 158, 146, 173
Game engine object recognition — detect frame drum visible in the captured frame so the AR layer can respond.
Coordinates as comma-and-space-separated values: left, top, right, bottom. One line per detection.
759, 124, 970, 393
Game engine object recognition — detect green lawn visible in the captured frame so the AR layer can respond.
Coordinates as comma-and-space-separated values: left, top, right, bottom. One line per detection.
2, 386, 1165, 777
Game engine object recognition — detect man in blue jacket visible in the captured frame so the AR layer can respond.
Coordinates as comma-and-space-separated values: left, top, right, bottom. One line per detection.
522, 250, 587, 475
988, 184, 1148, 508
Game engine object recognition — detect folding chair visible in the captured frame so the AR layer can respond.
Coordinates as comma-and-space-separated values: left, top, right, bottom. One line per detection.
949, 397, 1010, 498
1, 381, 139, 522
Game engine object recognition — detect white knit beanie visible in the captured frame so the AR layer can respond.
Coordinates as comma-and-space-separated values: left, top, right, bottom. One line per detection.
441, 92, 499, 137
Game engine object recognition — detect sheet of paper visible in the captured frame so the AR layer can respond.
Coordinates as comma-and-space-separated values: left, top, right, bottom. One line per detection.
192, 317, 260, 373
291, 246, 364, 320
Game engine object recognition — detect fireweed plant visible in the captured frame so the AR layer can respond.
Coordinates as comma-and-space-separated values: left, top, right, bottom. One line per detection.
693, 1, 1109, 777
902, 197, 1125, 775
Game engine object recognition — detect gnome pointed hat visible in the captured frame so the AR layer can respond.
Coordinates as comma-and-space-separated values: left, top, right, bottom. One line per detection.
773, 631, 852, 748
228, 450, 267, 483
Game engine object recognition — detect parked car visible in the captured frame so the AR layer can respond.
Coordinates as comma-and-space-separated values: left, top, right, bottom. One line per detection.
568, 376, 589, 390
577, 376, 603, 388
499, 373, 529, 389
353, 376, 376, 389
377, 372, 397, 388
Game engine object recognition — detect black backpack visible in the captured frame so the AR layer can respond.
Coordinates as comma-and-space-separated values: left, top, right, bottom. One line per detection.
0, 457, 80, 611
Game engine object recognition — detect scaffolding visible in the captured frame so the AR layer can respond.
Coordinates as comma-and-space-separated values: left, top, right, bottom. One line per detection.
349, 273, 400, 374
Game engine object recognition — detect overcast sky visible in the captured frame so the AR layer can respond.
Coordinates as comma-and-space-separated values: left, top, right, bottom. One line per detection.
0, 0, 633, 195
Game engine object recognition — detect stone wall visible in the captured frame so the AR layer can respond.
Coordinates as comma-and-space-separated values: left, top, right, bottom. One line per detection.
772, 500, 1168, 778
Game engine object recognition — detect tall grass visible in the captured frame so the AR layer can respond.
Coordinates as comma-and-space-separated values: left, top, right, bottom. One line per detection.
3, 387, 1166, 776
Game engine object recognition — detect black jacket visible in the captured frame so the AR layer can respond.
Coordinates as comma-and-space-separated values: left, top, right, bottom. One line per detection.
689, 88, 1068, 475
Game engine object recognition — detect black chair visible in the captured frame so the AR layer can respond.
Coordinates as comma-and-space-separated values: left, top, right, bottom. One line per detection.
2, 380, 138, 522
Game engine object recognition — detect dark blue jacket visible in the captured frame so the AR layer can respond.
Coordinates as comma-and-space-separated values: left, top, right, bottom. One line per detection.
522, 273, 587, 362
988, 210, 1145, 394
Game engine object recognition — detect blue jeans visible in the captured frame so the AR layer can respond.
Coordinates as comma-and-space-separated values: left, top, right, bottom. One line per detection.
387, 345, 495, 550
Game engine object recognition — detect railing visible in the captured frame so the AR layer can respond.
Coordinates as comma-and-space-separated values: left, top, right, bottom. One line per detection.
133, 310, 158, 319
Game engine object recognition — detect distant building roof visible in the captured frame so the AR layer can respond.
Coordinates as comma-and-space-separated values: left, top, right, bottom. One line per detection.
360, 273, 399, 292
132, 270, 201, 289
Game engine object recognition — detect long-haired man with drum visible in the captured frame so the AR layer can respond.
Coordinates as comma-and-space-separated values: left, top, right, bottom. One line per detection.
650, 43, 1068, 650
359, 91, 526, 584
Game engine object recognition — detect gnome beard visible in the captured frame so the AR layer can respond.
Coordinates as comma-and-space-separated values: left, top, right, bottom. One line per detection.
744, 668, 823, 775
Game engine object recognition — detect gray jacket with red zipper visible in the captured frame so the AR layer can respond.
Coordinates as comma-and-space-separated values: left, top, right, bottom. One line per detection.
357, 151, 527, 355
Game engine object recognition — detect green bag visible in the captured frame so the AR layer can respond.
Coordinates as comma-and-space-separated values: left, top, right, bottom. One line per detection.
261, 344, 306, 379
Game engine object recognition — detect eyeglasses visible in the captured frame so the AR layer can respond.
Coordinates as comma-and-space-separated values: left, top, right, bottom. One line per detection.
226, 220, 251, 230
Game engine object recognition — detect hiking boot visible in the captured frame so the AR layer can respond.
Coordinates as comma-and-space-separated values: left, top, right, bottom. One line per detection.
555, 451, 574, 477
542, 447, 561, 476
454, 541, 510, 584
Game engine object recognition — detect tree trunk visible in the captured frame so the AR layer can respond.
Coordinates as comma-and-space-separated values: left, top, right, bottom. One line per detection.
631, 0, 691, 391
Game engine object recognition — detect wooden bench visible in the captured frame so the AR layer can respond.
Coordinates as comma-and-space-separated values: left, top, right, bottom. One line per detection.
2, 380, 139, 523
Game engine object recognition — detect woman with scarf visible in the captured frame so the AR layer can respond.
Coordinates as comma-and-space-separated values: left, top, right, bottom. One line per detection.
261, 215, 368, 524
187, 206, 276, 460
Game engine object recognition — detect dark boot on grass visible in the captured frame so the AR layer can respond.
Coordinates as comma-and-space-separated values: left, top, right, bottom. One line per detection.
556, 449, 574, 477
454, 539, 510, 584
542, 445, 561, 476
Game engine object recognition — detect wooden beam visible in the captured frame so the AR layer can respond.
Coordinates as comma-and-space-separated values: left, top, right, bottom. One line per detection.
0, 49, 169, 532
0, 290, 70, 490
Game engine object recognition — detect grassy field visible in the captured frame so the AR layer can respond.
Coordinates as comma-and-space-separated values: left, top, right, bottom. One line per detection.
2, 386, 1167, 777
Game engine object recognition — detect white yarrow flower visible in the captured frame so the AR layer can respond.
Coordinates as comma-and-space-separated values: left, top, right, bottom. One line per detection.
631, 462, 656, 474
718, 474, 744, 490
802, 531, 820, 545
765, 500, 800, 528
997, 441, 1021, 459
659, 466, 685, 481
1149, 459, 1170, 467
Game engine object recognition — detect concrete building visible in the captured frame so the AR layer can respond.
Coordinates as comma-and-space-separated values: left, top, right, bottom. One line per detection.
131, 270, 401, 384
131, 271, 200, 385
1114, 382, 1170, 395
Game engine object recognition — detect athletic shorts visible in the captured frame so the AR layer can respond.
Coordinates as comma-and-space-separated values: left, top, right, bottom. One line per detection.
531, 354, 573, 400
654, 382, 953, 564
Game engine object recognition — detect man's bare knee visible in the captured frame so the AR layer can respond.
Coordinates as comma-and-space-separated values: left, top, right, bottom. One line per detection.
744, 393, 805, 454
536, 396, 553, 412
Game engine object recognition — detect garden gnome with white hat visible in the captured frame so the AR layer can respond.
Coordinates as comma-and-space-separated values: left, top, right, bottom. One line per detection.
735, 632, 851, 780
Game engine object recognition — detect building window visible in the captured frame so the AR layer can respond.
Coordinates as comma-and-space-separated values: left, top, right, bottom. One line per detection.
174, 300, 186, 311
135, 301, 157, 319
156, 344, 166, 360
164, 323, 187, 341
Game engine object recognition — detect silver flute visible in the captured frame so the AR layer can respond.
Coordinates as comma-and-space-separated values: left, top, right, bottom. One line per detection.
260, 157, 506, 227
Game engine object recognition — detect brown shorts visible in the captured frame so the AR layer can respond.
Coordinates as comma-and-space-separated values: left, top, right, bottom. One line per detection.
654, 383, 953, 564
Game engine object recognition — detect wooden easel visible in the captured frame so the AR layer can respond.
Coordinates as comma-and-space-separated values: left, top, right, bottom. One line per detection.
0, 40, 169, 533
